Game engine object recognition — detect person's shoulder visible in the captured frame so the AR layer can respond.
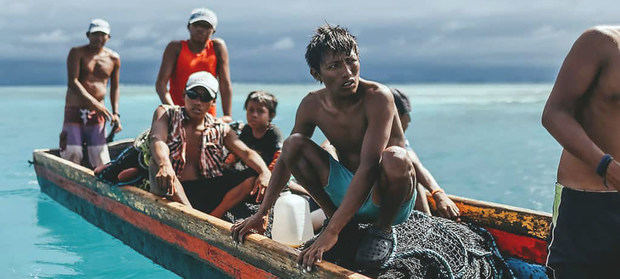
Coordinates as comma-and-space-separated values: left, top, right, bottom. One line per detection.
269, 124, 282, 133
103, 47, 120, 60
240, 124, 252, 135
364, 79, 390, 93
212, 37, 226, 47
165, 40, 183, 52
267, 125, 283, 137
153, 104, 176, 120
585, 26, 620, 39
212, 38, 228, 57
306, 87, 329, 101
156, 104, 176, 113
298, 89, 323, 106
296, 90, 323, 115
68, 45, 88, 56
360, 79, 392, 103
577, 26, 620, 49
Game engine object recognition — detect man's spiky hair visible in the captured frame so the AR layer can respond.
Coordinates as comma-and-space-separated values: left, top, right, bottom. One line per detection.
305, 24, 359, 76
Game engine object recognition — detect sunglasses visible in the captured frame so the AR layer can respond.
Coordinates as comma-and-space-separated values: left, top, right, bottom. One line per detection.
185, 89, 214, 102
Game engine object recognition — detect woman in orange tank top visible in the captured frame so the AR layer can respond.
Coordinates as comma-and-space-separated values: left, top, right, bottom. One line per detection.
155, 8, 233, 122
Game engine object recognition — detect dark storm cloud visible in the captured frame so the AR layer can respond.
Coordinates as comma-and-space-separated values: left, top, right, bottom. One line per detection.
1, 0, 619, 83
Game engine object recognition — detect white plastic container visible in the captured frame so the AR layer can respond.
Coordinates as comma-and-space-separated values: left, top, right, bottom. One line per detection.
271, 191, 314, 247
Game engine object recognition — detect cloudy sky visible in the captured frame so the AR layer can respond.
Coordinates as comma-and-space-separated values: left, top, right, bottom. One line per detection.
1, 0, 618, 84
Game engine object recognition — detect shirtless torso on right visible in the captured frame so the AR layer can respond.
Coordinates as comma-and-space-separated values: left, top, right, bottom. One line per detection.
542, 26, 620, 277
544, 26, 620, 192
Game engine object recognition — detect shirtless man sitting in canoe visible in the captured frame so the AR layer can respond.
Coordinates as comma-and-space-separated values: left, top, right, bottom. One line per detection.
542, 26, 620, 278
148, 71, 271, 218
232, 24, 416, 271
59, 19, 121, 168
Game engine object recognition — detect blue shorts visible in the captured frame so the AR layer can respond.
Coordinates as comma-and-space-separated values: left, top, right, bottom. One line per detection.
323, 154, 415, 225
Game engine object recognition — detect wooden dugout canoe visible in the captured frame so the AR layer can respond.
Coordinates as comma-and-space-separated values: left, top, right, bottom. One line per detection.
33, 140, 551, 279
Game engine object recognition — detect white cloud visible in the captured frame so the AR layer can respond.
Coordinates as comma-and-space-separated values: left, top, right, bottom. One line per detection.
121, 46, 160, 59
106, 39, 123, 49
389, 37, 407, 47
1, 0, 619, 73
22, 29, 70, 44
441, 21, 472, 32
0, 1, 31, 16
530, 25, 567, 39
173, 27, 187, 38
125, 26, 158, 40
272, 37, 294, 50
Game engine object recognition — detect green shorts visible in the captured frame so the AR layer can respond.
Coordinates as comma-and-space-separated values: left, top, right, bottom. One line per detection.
323, 154, 415, 225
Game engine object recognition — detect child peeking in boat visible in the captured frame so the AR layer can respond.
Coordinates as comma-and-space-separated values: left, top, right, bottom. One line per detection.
148, 71, 271, 218
233, 24, 418, 271
223, 91, 284, 201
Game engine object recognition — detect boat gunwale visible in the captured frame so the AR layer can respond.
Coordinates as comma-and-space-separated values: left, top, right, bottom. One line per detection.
34, 139, 553, 275
33, 147, 367, 279
427, 193, 551, 240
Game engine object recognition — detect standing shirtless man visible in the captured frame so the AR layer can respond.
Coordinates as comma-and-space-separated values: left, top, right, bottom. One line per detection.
542, 26, 620, 278
232, 25, 416, 271
155, 8, 233, 123
60, 19, 121, 168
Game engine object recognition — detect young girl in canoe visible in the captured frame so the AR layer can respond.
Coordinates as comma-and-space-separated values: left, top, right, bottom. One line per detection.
224, 91, 283, 201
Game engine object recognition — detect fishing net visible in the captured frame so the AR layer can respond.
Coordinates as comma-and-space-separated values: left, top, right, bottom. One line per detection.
375, 211, 514, 279
227, 206, 514, 279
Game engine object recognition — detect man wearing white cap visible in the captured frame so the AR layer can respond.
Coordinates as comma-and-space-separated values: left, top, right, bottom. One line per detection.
59, 18, 121, 168
149, 71, 270, 217
156, 8, 233, 123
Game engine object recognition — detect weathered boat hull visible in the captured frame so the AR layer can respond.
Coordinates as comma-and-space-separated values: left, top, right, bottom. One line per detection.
33, 142, 366, 279
34, 141, 551, 278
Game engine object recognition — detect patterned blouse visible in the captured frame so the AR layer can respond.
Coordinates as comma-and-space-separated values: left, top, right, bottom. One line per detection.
163, 105, 229, 179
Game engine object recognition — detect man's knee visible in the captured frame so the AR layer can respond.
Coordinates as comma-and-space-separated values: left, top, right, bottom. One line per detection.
60, 145, 83, 164
282, 133, 311, 159
381, 146, 414, 180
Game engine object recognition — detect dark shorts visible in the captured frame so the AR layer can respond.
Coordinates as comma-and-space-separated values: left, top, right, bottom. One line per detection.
181, 168, 257, 214
547, 183, 620, 277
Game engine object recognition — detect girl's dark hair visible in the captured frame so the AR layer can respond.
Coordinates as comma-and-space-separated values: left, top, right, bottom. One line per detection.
391, 88, 411, 116
305, 24, 359, 80
244, 91, 278, 120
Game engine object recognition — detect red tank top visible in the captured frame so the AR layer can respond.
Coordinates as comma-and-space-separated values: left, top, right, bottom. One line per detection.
170, 40, 218, 115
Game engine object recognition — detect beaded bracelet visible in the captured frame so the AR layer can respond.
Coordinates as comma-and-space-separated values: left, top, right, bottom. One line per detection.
431, 189, 445, 196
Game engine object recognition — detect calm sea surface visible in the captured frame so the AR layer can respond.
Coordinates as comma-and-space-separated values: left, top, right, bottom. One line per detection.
1, 83, 560, 278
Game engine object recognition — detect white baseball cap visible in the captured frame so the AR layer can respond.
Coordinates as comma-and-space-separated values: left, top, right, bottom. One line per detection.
188, 8, 218, 30
87, 18, 110, 34
186, 71, 219, 99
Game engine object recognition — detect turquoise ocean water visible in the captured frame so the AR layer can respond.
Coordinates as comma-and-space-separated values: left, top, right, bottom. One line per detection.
1, 83, 560, 278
